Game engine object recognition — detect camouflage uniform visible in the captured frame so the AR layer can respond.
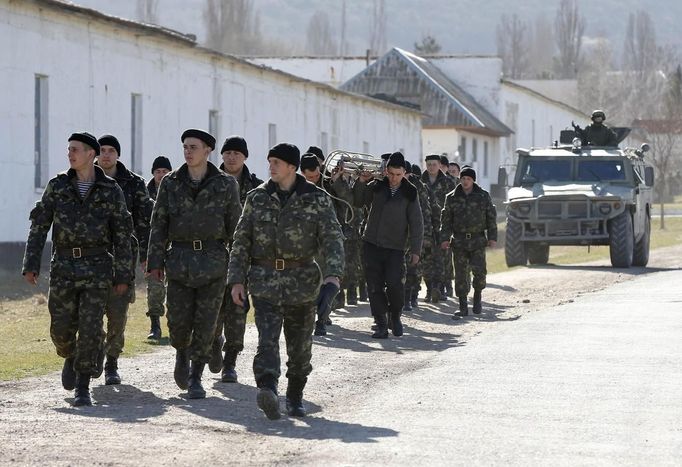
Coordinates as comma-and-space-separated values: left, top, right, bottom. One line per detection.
98, 161, 152, 359
405, 174, 433, 306
147, 162, 241, 363
22, 166, 133, 375
214, 163, 263, 358
227, 174, 344, 393
145, 178, 166, 318
439, 184, 497, 297
420, 170, 456, 299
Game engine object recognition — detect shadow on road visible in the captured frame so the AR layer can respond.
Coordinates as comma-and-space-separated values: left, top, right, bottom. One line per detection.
55, 384, 169, 421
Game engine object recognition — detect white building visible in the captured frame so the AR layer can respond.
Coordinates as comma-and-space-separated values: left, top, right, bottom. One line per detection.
0, 0, 422, 263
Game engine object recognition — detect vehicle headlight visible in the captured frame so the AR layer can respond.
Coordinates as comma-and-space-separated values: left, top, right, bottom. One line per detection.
572, 137, 582, 149
598, 203, 612, 215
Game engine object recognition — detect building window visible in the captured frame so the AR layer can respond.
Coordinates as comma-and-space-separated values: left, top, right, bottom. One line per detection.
483, 141, 489, 177
460, 136, 466, 161
472, 138, 478, 163
131, 93, 143, 174
362, 141, 370, 154
209, 109, 220, 163
34, 75, 49, 188
268, 123, 277, 147
320, 132, 328, 155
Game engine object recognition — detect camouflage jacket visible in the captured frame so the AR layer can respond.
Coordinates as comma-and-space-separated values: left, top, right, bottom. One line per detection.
146, 178, 159, 201
316, 175, 354, 237
439, 183, 498, 251
353, 177, 423, 255
219, 162, 264, 205
22, 166, 134, 288
580, 123, 618, 147
147, 162, 242, 287
408, 174, 434, 248
227, 174, 344, 305
97, 160, 153, 267
421, 170, 456, 230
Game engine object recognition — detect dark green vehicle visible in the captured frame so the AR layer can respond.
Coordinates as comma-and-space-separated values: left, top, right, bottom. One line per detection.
504, 134, 655, 268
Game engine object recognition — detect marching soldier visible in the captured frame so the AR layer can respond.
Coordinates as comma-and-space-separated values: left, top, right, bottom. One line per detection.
147, 129, 242, 399
96, 134, 153, 385
439, 167, 497, 319
448, 162, 461, 182
421, 154, 456, 301
145, 155, 173, 340
211, 135, 263, 383
405, 161, 433, 311
22, 132, 133, 406
228, 143, 344, 419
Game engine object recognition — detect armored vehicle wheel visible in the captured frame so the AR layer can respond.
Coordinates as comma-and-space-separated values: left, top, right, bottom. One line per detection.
632, 215, 650, 267
505, 219, 527, 267
527, 244, 550, 265
609, 211, 634, 268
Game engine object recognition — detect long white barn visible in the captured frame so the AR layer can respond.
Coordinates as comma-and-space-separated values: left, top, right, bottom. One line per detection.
0, 0, 422, 265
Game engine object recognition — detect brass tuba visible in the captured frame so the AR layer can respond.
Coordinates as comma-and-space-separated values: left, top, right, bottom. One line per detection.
323, 150, 385, 180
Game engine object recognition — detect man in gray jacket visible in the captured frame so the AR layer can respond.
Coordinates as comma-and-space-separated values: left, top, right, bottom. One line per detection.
353, 152, 423, 338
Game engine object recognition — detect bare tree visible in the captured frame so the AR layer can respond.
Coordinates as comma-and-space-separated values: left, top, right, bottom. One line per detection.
496, 14, 529, 79
368, 0, 387, 56
623, 11, 659, 73
529, 13, 554, 78
577, 37, 616, 115
414, 35, 442, 55
204, 0, 263, 55
305, 11, 337, 55
554, 0, 585, 78
136, 0, 159, 24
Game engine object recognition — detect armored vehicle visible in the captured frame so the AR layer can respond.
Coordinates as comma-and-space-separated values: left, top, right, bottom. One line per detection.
504, 130, 655, 268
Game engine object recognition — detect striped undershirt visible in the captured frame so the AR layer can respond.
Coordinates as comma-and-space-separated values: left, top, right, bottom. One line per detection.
76, 180, 94, 199
389, 185, 400, 196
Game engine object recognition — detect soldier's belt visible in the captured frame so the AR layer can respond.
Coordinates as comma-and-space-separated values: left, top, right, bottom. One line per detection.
170, 240, 225, 251
55, 246, 109, 259
251, 258, 314, 271
453, 232, 486, 240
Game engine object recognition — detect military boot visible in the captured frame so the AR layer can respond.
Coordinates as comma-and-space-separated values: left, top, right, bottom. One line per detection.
61, 357, 76, 390
221, 349, 239, 383
73, 373, 92, 407
286, 377, 307, 417
187, 361, 206, 399
391, 311, 404, 337
403, 288, 412, 311
256, 376, 281, 420
346, 284, 358, 305
104, 355, 121, 385
454, 297, 469, 319
174, 349, 189, 390
147, 316, 162, 340
358, 284, 368, 302
209, 335, 225, 373
371, 313, 389, 339
313, 319, 327, 336
473, 290, 483, 314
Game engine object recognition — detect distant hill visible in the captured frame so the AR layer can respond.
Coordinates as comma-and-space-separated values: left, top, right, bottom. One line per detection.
74, 0, 682, 57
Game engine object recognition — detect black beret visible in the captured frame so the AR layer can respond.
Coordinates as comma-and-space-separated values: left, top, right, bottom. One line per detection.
268, 143, 300, 169
221, 136, 248, 158
307, 146, 325, 161
411, 164, 422, 177
300, 153, 320, 171
387, 151, 405, 169
439, 155, 449, 165
425, 154, 441, 162
403, 159, 412, 174
181, 128, 216, 150
460, 166, 476, 181
69, 132, 100, 156
98, 134, 121, 156
448, 162, 460, 169
151, 155, 172, 174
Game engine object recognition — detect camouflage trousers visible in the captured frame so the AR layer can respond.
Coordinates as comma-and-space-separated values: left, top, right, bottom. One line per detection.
405, 252, 421, 292
454, 248, 487, 298
146, 275, 166, 317
444, 246, 455, 282
420, 243, 443, 285
214, 286, 249, 354
343, 238, 364, 285
166, 278, 225, 363
252, 297, 316, 385
48, 285, 108, 375
103, 285, 134, 358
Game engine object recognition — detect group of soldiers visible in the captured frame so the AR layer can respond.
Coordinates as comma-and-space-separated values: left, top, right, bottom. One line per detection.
22, 128, 498, 420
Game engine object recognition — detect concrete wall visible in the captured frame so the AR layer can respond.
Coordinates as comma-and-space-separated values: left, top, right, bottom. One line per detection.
247, 57, 373, 88
0, 0, 422, 250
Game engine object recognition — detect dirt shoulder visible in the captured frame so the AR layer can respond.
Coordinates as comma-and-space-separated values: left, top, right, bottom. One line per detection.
1, 244, 680, 465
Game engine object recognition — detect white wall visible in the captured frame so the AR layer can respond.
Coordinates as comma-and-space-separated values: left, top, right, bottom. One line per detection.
0, 1, 422, 243
247, 57, 372, 88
